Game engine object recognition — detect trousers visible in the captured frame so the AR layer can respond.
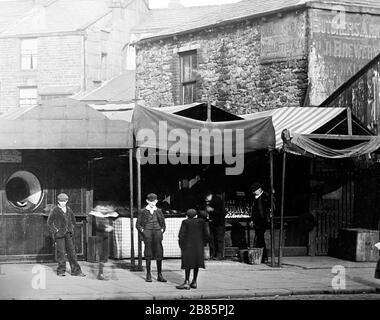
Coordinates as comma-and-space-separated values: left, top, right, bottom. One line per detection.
142, 229, 163, 260
209, 224, 225, 258
55, 232, 82, 275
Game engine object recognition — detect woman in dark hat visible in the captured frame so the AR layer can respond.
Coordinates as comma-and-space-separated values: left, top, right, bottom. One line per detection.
176, 209, 210, 290
136, 193, 167, 282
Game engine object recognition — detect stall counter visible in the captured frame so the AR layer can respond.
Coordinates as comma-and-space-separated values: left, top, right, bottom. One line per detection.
111, 215, 186, 259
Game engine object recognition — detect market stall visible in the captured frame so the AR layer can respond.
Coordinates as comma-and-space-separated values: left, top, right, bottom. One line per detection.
0, 98, 133, 263
130, 103, 276, 266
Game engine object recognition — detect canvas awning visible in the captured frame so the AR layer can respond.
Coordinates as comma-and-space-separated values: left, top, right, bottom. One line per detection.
0, 98, 133, 149
241, 107, 371, 149
284, 133, 380, 158
132, 104, 275, 156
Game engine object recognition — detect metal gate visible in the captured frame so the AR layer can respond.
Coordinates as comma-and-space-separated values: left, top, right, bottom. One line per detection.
314, 174, 355, 255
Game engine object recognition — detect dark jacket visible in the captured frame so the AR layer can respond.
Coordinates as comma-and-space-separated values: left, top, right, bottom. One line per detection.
179, 218, 209, 269
251, 192, 270, 231
205, 195, 225, 226
136, 208, 166, 233
47, 206, 76, 238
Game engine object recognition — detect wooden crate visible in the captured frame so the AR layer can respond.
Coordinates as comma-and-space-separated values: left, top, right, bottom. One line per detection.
338, 228, 379, 262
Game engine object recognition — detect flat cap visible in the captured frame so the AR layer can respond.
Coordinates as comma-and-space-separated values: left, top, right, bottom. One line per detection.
57, 193, 69, 200
146, 193, 158, 201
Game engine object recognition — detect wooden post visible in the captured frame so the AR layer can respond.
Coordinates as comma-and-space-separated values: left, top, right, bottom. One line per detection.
278, 149, 286, 267
136, 148, 143, 271
269, 149, 276, 267
129, 148, 135, 267
347, 108, 353, 135
207, 96, 211, 122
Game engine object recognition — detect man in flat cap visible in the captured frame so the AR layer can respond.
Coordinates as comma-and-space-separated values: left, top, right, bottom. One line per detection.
47, 193, 85, 277
136, 193, 167, 282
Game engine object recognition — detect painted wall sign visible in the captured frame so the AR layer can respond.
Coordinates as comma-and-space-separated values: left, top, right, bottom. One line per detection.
0, 150, 22, 163
309, 8, 380, 106
260, 13, 307, 63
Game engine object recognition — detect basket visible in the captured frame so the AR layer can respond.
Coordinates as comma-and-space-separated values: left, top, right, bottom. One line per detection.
247, 248, 263, 265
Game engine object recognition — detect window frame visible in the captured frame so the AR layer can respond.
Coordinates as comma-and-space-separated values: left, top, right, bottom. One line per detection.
20, 38, 38, 71
19, 86, 38, 108
179, 50, 197, 104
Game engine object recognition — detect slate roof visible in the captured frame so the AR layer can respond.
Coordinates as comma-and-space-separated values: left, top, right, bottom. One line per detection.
75, 71, 136, 103
134, 0, 380, 41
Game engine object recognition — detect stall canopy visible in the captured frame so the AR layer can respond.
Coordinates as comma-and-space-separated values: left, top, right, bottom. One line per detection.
0, 98, 133, 149
91, 102, 243, 123
132, 104, 275, 155
241, 107, 372, 149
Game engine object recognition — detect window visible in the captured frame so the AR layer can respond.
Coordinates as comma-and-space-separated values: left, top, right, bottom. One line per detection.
40, 94, 70, 102
19, 87, 37, 108
180, 50, 197, 104
100, 52, 108, 81
123, 44, 136, 71
21, 38, 38, 70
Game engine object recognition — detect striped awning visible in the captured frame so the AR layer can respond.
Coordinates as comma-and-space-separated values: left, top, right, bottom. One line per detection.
241, 107, 346, 149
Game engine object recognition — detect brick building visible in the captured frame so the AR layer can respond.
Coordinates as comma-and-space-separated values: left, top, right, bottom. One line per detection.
132, 0, 380, 121
0, 0, 148, 113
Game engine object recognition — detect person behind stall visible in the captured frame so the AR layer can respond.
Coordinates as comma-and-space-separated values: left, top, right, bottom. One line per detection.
176, 209, 209, 290
204, 190, 225, 260
47, 193, 86, 277
250, 182, 270, 264
88, 205, 119, 280
136, 193, 167, 283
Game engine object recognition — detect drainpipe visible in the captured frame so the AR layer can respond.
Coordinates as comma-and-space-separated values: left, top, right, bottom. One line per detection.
83, 32, 87, 91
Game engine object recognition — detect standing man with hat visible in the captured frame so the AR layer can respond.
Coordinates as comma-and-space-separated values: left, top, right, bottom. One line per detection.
250, 182, 270, 264
136, 193, 167, 283
47, 193, 85, 277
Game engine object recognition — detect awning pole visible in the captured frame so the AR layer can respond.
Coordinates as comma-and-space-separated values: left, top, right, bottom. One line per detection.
129, 148, 135, 267
269, 149, 276, 267
136, 148, 143, 271
278, 149, 286, 267
347, 107, 353, 135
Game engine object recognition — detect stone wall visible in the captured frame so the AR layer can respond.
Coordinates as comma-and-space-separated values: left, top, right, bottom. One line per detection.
136, 12, 309, 115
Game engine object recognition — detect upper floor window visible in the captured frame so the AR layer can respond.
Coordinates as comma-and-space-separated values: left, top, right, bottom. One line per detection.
19, 87, 37, 108
100, 52, 108, 81
21, 38, 38, 70
180, 50, 197, 104
123, 44, 136, 71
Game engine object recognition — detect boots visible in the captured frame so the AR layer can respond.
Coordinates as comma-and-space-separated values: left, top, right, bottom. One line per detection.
145, 259, 152, 282
176, 280, 190, 290
156, 260, 167, 282
97, 262, 108, 281
190, 280, 197, 289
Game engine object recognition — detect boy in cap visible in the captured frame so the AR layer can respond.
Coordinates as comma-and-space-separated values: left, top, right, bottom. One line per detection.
47, 193, 85, 277
136, 193, 167, 282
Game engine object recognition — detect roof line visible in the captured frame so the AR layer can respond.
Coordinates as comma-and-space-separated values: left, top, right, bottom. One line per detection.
77, 10, 112, 31
136, 2, 308, 44
136, 0, 380, 44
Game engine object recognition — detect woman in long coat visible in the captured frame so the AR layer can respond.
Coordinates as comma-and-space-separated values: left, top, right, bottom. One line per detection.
176, 209, 210, 290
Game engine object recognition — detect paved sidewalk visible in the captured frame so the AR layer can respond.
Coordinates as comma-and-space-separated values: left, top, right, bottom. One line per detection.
0, 256, 379, 300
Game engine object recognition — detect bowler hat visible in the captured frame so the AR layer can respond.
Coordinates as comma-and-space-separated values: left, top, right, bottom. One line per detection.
146, 193, 158, 201
250, 182, 262, 192
57, 193, 69, 201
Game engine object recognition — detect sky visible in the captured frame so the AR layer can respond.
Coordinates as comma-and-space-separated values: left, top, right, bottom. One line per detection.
149, 0, 241, 8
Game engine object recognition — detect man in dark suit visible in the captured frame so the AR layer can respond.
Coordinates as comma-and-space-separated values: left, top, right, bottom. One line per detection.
250, 182, 270, 264
204, 190, 225, 260
47, 193, 85, 277
136, 193, 167, 283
